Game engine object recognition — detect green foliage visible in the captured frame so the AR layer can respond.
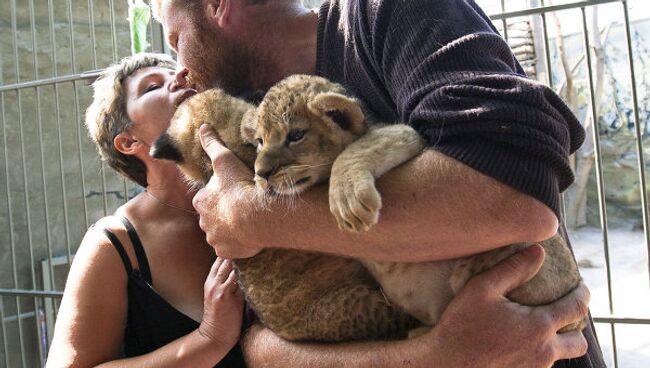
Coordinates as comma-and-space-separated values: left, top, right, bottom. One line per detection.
128, 0, 151, 54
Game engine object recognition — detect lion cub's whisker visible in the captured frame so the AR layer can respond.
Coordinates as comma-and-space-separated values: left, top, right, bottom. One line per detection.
150, 76, 423, 342
290, 163, 329, 169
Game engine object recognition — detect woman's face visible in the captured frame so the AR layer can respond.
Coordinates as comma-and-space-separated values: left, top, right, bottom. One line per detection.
124, 66, 197, 147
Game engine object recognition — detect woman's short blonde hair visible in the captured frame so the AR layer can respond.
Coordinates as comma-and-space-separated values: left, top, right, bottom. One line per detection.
85, 53, 176, 187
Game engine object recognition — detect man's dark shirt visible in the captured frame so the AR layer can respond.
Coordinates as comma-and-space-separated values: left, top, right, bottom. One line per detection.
315, 0, 606, 366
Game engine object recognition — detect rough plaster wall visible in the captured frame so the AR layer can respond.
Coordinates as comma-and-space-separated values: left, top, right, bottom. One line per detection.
0, 1, 145, 365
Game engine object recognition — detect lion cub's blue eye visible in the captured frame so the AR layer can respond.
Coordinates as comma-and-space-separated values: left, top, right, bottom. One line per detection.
286, 130, 306, 144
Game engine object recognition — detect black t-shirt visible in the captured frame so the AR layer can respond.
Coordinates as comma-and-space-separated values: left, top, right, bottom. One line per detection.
102, 217, 246, 366
316, 0, 605, 367
316, 0, 584, 217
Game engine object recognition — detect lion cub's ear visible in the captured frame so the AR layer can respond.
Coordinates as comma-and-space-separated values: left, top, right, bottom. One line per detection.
240, 108, 259, 144
307, 93, 366, 134
151, 133, 184, 163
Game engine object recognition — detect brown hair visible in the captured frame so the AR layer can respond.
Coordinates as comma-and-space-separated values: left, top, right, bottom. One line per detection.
85, 53, 176, 187
150, 0, 273, 24
150, 0, 202, 23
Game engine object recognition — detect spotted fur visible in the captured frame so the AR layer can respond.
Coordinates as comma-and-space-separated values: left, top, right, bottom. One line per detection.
246, 75, 585, 334
151, 84, 418, 342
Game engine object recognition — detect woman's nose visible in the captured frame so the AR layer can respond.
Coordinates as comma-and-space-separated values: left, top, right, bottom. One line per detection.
170, 67, 190, 91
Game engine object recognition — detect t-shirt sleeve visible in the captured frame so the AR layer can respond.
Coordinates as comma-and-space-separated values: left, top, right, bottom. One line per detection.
366, 0, 585, 214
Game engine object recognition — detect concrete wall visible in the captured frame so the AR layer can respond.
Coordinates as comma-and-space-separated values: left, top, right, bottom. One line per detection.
0, 1, 158, 366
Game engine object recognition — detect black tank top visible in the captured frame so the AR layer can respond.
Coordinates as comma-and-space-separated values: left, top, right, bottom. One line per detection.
102, 216, 246, 366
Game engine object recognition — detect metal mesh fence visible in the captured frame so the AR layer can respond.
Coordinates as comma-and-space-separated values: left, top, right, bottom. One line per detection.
0, 1, 166, 366
0, 0, 648, 367
485, 2, 650, 367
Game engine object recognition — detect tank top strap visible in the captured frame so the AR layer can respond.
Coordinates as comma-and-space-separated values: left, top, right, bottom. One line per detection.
118, 215, 153, 285
102, 228, 134, 276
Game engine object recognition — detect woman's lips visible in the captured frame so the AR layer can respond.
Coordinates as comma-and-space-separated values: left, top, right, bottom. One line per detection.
175, 89, 198, 107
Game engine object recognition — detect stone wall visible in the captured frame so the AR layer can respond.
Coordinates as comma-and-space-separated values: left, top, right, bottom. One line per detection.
0, 1, 159, 365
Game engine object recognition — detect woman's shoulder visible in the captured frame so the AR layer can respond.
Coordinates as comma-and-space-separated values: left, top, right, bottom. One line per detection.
85, 215, 129, 250
48, 215, 131, 366
92, 213, 128, 233
74, 215, 136, 279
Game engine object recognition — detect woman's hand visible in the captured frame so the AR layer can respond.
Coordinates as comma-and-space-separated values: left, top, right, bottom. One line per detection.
198, 258, 245, 350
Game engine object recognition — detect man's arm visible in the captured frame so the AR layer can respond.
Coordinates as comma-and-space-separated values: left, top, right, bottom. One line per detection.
193, 0, 577, 261
242, 246, 589, 368
193, 126, 556, 261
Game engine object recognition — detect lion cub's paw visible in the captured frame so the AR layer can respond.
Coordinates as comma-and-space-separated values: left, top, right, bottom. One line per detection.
329, 170, 382, 232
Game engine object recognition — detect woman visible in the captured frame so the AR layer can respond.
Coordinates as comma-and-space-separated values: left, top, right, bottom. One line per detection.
47, 53, 245, 367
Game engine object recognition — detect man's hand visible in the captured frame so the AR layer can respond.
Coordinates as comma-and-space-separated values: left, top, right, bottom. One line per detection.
242, 245, 590, 368
192, 124, 262, 259
429, 244, 590, 367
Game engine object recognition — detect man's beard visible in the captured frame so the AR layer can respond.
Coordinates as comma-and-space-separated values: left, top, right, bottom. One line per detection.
185, 24, 264, 96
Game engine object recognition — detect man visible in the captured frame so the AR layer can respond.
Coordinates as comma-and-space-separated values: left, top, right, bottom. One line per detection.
152, 0, 606, 366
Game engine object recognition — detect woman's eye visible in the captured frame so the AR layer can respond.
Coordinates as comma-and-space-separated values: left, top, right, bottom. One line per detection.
286, 130, 306, 144
145, 84, 160, 93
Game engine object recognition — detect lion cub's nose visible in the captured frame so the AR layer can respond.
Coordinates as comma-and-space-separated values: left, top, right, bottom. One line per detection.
256, 168, 275, 180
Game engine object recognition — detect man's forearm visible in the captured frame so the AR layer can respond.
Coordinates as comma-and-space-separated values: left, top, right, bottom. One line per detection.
242, 324, 435, 368
244, 149, 557, 262
241, 250, 592, 368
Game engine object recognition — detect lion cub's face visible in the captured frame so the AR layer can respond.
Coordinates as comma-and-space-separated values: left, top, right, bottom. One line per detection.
150, 89, 258, 185
241, 75, 367, 196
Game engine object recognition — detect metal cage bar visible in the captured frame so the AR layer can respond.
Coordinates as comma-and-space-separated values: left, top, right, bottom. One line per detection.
66, 0, 82, 263
31, 0, 57, 328
109, 0, 119, 63
490, 0, 624, 20
47, 0, 73, 283
0, 0, 146, 365
580, 5, 618, 367
0, 72, 103, 93
73, 78, 90, 233
0, 298, 9, 367
10, 0, 30, 365
621, 0, 650, 289
1, 94, 15, 368
28, 0, 49, 362
88, 0, 98, 69
0, 290, 63, 299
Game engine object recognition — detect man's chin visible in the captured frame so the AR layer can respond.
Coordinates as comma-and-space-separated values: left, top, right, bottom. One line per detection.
186, 74, 215, 92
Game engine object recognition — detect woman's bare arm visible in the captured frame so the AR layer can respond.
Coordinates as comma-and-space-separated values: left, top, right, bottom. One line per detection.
47, 221, 235, 368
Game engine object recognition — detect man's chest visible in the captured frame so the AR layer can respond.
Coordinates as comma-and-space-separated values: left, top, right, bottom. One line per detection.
318, 7, 399, 123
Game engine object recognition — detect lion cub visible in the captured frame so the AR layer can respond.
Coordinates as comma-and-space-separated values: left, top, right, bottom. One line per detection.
241, 75, 585, 333
151, 88, 417, 342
